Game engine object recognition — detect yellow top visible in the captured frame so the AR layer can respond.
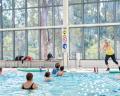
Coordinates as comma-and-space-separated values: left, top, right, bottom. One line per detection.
105, 46, 114, 55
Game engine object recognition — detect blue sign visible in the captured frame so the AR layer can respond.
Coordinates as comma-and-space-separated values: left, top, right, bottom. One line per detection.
63, 44, 67, 49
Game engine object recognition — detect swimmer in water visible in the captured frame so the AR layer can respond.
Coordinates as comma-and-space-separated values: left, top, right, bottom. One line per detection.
44, 71, 52, 82
57, 66, 64, 76
22, 73, 38, 90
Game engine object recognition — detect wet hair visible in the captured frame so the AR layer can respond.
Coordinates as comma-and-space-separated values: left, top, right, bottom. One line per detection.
44, 72, 50, 77
47, 53, 53, 60
60, 66, 64, 71
26, 73, 33, 81
0, 68, 2, 72
55, 63, 60, 68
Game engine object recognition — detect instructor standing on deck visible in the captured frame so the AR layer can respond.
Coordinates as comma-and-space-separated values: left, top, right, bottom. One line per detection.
102, 40, 120, 71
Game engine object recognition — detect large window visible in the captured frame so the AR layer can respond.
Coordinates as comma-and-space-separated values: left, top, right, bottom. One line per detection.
28, 30, 39, 59
40, 8, 53, 26
40, 29, 54, 59
84, 3, 98, 24
116, 2, 120, 22
0, 33, 2, 60
116, 26, 120, 59
3, 10, 13, 28
2, 0, 12, 9
27, 8, 38, 27
0, 0, 120, 60
27, 0, 38, 8
99, 2, 114, 23
15, 31, 26, 57
69, 5, 83, 24
69, 27, 98, 60
55, 29, 62, 59
69, 28, 83, 59
69, 0, 117, 24
54, 7, 63, 25
3, 31, 13, 60
84, 27, 98, 59
15, 9, 25, 27
15, 0, 25, 8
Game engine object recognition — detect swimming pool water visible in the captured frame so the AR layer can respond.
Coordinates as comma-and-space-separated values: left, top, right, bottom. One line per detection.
0, 69, 120, 96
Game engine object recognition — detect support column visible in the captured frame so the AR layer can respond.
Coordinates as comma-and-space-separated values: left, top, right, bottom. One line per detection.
62, 0, 69, 67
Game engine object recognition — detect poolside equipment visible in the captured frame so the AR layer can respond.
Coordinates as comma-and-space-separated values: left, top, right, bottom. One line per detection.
17, 68, 46, 72
109, 70, 120, 73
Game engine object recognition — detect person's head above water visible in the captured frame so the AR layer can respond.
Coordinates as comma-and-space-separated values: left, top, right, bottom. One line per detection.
55, 63, 60, 69
60, 66, 64, 71
44, 72, 50, 77
26, 73, 33, 81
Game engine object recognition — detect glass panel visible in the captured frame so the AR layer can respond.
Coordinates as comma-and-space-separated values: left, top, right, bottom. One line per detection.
27, 0, 38, 7
84, 28, 98, 59
69, 0, 82, 4
84, 3, 97, 24
100, 0, 113, 1
15, 9, 25, 27
55, 29, 62, 59
53, 0, 63, 5
0, 5, 1, 28
69, 28, 83, 59
0, 2, 1, 7
84, 0, 98, 3
40, 0, 52, 7
116, 26, 120, 59
0, 33, 2, 59
15, 0, 25, 8
15, 31, 26, 57
54, 7, 63, 25
27, 8, 38, 27
2, 0, 12, 9
3, 10, 12, 28
69, 5, 83, 24
28, 30, 39, 59
3, 31, 13, 60
116, 2, 120, 22
99, 2, 114, 23
41, 29, 54, 59
40, 7, 52, 26
100, 26, 115, 59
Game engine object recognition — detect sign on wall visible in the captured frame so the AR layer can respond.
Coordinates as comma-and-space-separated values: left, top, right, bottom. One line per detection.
62, 28, 67, 49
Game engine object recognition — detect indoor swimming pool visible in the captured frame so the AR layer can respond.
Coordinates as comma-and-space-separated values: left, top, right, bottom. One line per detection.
0, 68, 120, 96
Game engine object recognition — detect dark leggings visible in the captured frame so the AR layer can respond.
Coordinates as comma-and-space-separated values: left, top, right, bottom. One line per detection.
105, 54, 118, 65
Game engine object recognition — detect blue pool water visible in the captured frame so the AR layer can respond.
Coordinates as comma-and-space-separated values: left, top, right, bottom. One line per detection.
0, 69, 120, 96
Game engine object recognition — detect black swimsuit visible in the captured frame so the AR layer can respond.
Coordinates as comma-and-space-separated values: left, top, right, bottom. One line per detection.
22, 83, 34, 90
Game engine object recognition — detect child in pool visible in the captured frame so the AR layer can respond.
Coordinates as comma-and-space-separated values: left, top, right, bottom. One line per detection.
44, 72, 52, 82
52, 63, 60, 74
57, 66, 64, 76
